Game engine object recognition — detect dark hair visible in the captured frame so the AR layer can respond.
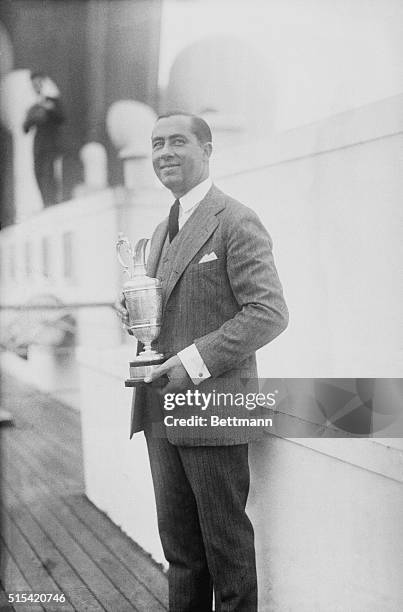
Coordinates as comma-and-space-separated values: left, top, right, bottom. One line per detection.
156, 111, 212, 145
30, 71, 47, 81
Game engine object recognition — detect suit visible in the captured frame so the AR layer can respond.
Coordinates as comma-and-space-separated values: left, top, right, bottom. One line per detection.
131, 183, 288, 611
131, 184, 288, 444
23, 97, 64, 206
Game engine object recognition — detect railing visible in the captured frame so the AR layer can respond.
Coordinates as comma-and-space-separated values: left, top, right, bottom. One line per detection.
0, 301, 115, 311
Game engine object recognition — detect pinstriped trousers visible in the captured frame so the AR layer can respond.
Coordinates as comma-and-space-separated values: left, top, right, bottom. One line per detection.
145, 434, 258, 612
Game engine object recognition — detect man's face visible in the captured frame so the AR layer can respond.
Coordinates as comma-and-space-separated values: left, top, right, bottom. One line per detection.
151, 115, 211, 197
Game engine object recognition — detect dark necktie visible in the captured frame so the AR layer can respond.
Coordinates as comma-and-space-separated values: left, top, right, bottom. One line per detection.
168, 199, 180, 243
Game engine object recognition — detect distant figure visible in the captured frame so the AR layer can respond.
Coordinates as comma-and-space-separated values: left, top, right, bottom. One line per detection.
23, 72, 65, 206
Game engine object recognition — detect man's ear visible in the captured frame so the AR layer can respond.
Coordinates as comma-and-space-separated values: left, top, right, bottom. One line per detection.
203, 142, 213, 159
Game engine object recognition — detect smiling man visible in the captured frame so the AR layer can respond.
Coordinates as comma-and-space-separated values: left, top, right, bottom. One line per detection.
152, 114, 210, 195
119, 112, 288, 611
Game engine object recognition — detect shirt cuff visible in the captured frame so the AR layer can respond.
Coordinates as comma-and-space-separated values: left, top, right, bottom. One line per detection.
178, 344, 211, 385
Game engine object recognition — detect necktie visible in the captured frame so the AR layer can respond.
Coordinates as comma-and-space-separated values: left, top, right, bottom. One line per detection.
168, 199, 180, 243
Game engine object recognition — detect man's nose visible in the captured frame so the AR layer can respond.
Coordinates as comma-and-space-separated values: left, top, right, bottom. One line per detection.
159, 141, 174, 157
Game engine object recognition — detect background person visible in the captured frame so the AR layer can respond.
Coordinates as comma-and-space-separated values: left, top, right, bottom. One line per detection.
23, 71, 65, 206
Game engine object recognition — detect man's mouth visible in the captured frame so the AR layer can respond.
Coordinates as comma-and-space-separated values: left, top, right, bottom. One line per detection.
160, 164, 180, 170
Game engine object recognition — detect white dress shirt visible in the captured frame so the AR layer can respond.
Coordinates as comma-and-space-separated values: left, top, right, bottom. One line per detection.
177, 176, 212, 229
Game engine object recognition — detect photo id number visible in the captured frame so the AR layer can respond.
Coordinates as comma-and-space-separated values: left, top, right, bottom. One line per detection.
7, 592, 66, 604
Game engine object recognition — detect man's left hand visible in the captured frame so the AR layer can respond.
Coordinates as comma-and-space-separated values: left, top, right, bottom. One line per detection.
144, 355, 191, 393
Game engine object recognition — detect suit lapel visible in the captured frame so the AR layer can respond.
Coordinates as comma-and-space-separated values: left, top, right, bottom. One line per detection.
163, 186, 225, 308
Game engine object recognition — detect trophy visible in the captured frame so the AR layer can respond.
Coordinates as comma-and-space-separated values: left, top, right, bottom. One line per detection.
116, 233, 165, 385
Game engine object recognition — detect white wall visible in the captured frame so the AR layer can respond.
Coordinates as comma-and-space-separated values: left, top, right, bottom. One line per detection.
213, 95, 403, 377
77, 344, 165, 563
248, 437, 403, 611
160, 0, 403, 131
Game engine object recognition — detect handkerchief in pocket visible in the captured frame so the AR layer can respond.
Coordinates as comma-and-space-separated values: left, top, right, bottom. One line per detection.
199, 252, 218, 264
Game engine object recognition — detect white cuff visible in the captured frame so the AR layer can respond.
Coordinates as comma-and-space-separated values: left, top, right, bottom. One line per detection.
178, 344, 211, 385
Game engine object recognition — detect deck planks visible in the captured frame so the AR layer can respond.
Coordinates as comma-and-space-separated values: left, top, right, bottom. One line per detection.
0, 540, 43, 612
0, 372, 168, 611
1, 511, 71, 611
3, 455, 165, 612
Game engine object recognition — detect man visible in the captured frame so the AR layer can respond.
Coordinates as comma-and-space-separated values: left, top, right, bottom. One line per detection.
23, 71, 64, 206
118, 112, 288, 611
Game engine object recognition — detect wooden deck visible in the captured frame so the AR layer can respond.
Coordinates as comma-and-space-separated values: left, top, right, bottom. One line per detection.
0, 373, 168, 611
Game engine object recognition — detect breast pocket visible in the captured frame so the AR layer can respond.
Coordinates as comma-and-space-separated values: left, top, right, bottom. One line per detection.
197, 259, 221, 272
185, 260, 228, 302
187, 258, 222, 279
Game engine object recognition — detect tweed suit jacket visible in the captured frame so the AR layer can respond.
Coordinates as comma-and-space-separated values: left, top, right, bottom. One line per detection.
131, 185, 288, 445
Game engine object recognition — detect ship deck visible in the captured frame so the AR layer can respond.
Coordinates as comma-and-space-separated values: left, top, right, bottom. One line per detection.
0, 372, 168, 611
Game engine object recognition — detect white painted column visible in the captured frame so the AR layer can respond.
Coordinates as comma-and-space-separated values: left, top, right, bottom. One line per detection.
0, 69, 43, 220
106, 100, 157, 191
79, 142, 108, 192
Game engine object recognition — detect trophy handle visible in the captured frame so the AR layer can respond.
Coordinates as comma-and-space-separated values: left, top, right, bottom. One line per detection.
116, 233, 134, 277
133, 238, 149, 275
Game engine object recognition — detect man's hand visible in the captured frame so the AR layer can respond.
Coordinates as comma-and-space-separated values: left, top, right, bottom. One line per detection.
144, 355, 191, 393
114, 292, 130, 329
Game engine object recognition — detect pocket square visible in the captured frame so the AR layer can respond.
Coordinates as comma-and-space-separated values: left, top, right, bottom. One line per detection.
199, 252, 218, 263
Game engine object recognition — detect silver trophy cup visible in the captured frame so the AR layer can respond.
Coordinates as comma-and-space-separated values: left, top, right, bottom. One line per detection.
116, 234, 165, 384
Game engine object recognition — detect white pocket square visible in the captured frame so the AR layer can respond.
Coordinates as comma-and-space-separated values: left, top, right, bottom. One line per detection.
199, 252, 218, 263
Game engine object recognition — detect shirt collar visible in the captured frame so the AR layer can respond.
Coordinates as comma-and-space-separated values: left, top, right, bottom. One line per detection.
178, 176, 212, 214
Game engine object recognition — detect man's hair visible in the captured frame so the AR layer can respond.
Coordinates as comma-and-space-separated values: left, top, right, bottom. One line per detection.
30, 71, 47, 81
156, 111, 212, 145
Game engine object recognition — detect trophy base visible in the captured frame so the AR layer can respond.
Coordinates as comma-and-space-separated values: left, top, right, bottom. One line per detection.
125, 354, 166, 386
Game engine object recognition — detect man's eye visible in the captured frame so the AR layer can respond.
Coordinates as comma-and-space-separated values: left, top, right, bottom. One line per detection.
153, 141, 163, 150
173, 138, 185, 145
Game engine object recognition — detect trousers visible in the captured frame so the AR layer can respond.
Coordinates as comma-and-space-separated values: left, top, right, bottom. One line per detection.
145, 434, 258, 612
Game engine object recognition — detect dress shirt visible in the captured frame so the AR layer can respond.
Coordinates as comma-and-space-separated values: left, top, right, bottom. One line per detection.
177, 176, 212, 229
